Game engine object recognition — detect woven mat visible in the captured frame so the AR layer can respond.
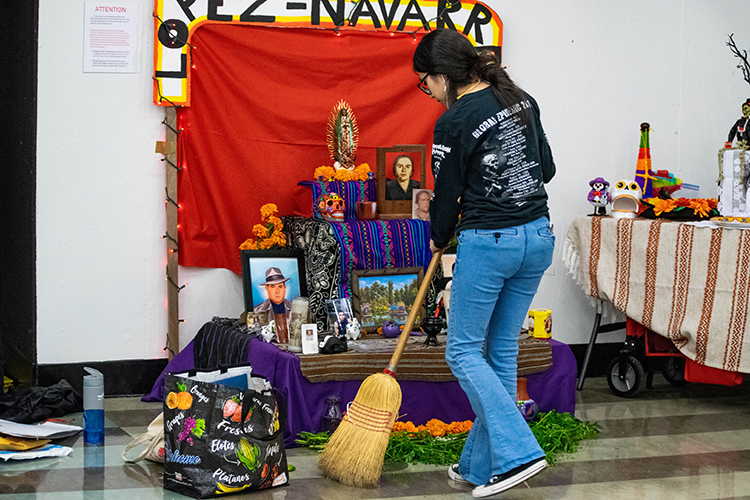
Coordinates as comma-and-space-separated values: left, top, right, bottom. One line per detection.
296, 333, 552, 383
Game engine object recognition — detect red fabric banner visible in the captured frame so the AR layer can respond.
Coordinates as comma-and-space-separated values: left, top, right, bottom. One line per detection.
176, 25, 444, 273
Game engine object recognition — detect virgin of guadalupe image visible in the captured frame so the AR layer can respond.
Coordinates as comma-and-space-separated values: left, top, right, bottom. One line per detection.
385, 155, 420, 200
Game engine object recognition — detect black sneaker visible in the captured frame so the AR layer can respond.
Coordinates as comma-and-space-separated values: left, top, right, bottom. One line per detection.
472, 457, 547, 498
448, 463, 472, 485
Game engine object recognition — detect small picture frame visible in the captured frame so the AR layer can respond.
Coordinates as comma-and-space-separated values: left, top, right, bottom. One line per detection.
240, 249, 308, 324
350, 267, 425, 329
412, 188, 432, 221
301, 323, 319, 354
246, 311, 269, 333
326, 298, 353, 338
376, 145, 426, 219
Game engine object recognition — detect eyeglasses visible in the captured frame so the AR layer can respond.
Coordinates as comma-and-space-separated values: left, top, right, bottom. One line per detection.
417, 74, 431, 95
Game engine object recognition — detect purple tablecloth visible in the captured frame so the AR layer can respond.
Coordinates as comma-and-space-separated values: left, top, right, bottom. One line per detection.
144, 333, 576, 448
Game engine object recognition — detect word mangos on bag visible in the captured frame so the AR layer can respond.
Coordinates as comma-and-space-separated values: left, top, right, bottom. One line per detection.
163, 366, 288, 498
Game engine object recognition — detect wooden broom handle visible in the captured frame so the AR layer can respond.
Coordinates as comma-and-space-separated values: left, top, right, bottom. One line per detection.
384, 248, 445, 376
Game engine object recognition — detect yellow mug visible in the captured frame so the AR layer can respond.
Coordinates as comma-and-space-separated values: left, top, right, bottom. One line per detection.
527, 309, 552, 339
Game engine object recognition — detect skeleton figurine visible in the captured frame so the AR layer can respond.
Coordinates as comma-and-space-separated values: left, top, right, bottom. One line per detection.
587, 177, 610, 216
725, 99, 750, 149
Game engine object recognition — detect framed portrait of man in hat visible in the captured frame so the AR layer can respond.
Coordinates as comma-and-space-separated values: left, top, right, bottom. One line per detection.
240, 249, 307, 324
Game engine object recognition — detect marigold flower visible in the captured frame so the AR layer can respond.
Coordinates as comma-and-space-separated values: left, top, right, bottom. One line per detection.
240, 204, 287, 250
260, 203, 278, 220
649, 198, 678, 216
687, 198, 711, 217
392, 418, 473, 435
333, 169, 353, 181
314, 166, 336, 181
351, 163, 372, 181
267, 216, 282, 228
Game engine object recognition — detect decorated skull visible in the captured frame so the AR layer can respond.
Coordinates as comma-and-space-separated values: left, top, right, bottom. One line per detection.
317, 192, 345, 222
611, 179, 642, 220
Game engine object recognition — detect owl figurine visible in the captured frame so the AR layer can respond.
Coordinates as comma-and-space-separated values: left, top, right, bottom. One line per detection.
587, 177, 610, 216
611, 179, 643, 220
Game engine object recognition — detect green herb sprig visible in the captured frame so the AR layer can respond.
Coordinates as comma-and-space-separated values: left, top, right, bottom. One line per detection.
528, 410, 602, 465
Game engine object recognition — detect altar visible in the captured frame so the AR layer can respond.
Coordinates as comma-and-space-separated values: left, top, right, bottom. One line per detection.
144, 320, 577, 448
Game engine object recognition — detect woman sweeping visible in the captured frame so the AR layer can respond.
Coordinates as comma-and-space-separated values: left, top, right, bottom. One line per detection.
413, 29, 556, 498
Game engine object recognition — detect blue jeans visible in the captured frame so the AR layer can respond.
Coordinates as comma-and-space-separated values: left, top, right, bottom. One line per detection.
445, 217, 555, 485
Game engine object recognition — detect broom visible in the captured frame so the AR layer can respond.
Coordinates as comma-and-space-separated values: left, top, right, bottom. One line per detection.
318, 249, 445, 488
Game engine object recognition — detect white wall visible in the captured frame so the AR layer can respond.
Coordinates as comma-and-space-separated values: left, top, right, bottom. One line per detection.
36, 1, 750, 363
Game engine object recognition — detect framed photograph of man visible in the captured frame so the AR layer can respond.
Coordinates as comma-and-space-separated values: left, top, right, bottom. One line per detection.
376, 145, 426, 219
412, 188, 432, 221
350, 267, 425, 329
325, 298, 353, 339
240, 249, 307, 325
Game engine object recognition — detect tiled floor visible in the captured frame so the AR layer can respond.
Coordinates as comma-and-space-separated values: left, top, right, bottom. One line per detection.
2, 376, 750, 499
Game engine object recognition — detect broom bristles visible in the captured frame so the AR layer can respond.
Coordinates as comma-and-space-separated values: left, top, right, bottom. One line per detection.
318, 372, 402, 488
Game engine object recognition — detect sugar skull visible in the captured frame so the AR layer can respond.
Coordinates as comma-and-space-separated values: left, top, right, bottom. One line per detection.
611, 179, 642, 220
317, 192, 345, 222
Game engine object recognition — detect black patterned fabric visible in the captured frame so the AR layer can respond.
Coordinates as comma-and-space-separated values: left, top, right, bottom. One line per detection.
282, 216, 342, 332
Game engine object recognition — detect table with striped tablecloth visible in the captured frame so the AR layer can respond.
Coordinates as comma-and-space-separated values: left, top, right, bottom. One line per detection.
564, 216, 750, 373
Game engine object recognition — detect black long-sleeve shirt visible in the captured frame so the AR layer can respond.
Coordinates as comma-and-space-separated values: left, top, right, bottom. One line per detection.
428, 88, 556, 247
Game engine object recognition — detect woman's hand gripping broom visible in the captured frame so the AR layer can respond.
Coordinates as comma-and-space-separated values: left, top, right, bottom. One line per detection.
318, 249, 445, 488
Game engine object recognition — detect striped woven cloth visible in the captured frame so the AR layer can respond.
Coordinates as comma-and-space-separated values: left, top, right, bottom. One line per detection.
296, 333, 552, 383
564, 216, 750, 374
328, 218, 433, 298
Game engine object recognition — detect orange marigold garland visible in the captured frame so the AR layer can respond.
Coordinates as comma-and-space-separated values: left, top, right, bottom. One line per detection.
641, 197, 719, 220
392, 418, 473, 437
314, 163, 372, 182
239, 203, 287, 250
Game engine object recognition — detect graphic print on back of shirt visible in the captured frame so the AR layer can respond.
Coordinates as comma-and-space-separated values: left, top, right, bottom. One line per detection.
474, 99, 540, 206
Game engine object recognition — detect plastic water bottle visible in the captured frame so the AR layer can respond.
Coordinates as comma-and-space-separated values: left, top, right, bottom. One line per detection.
83, 367, 105, 445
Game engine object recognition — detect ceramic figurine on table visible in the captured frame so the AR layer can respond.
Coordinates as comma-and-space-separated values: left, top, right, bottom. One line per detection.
260, 320, 276, 343
611, 179, 642, 220
725, 99, 750, 149
587, 177, 610, 216
345, 317, 361, 341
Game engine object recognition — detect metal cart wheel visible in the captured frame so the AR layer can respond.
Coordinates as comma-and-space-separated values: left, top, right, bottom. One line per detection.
607, 354, 646, 398
662, 356, 688, 386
